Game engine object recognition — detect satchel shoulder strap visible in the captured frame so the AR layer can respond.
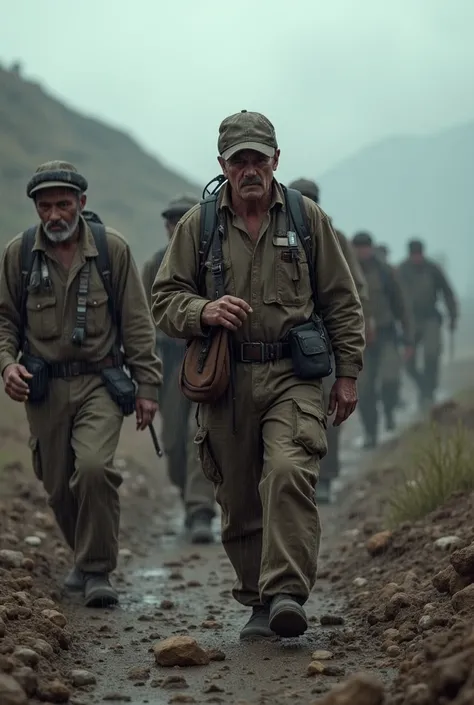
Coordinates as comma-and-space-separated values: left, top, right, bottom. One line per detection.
198, 194, 225, 299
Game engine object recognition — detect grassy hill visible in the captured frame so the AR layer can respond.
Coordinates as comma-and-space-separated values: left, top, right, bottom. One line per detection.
0, 67, 200, 264
317, 121, 474, 292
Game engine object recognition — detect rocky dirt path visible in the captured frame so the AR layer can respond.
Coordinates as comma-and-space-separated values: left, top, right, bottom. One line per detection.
54, 354, 474, 705
1, 352, 473, 705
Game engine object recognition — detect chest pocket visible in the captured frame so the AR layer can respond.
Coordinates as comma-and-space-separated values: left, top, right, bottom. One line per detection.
26, 293, 59, 340
263, 239, 311, 306
85, 290, 110, 337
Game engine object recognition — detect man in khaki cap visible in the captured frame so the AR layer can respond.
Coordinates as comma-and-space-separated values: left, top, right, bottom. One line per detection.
152, 111, 365, 641
0, 161, 162, 607
142, 195, 216, 543
288, 178, 371, 502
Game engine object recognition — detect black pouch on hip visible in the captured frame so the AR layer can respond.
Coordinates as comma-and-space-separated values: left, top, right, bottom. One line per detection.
19, 353, 49, 403
288, 319, 333, 380
101, 367, 136, 416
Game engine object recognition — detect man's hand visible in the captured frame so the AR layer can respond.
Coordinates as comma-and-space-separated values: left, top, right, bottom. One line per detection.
201, 295, 252, 331
328, 377, 358, 427
135, 398, 158, 431
2, 363, 33, 403
403, 345, 415, 362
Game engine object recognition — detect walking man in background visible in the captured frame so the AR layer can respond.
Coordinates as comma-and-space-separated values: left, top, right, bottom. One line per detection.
142, 195, 216, 543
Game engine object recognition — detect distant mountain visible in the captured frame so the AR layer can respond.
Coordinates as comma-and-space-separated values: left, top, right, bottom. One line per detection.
0, 66, 200, 264
317, 121, 474, 291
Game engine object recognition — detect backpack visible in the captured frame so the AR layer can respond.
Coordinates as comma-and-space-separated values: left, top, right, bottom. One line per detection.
197, 182, 319, 304
19, 211, 120, 342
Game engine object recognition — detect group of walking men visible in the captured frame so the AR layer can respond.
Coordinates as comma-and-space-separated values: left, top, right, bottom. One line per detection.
0, 109, 458, 643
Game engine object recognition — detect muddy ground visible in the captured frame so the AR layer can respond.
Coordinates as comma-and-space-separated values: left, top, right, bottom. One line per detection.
1, 353, 474, 705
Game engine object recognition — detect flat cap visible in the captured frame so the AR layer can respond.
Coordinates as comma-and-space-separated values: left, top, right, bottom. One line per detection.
26, 160, 88, 198
288, 178, 320, 203
218, 110, 278, 161
161, 194, 198, 220
352, 231, 374, 247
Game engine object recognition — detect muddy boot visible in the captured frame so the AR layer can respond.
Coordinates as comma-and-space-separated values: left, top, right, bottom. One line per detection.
64, 566, 85, 591
83, 573, 119, 608
188, 511, 214, 545
316, 478, 331, 504
269, 595, 308, 638
240, 606, 275, 640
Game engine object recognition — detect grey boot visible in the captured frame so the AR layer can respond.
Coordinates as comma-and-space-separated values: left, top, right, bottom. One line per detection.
269, 595, 308, 638
64, 566, 85, 591
188, 511, 214, 545
240, 606, 275, 640
83, 573, 119, 608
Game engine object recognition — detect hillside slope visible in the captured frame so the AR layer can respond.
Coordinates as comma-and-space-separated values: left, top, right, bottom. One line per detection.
318, 121, 474, 291
0, 67, 200, 264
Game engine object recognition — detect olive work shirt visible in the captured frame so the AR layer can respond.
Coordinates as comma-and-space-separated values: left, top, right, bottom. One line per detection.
0, 218, 162, 400
151, 181, 365, 380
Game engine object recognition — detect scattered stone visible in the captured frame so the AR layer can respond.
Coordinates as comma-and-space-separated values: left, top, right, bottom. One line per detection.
451, 583, 474, 612
451, 542, 474, 577
70, 670, 97, 687
201, 620, 222, 629
366, 531, 392, 557
311, 672, 385, 704
41, 610, 67, 628
320, 614, 345, 626
385, 593, 411, 620
383, 628, 400, 641
0, 550, 24, 570
23, 536, 41, 547
449, 570, 471, 596
353, 577, 368, 588
0, 672, 28, 704
12, 666, 37, 697
203, 684, 224, 693
161, 675, 188, 689
102, 694, 131, 702
127, 666, 150, 681
308, 661, 345, 677
168, 696, 195, 704
33, 640, 54, 658
418, 615, 433, 631
118, 548, 132, 560
13, 647, 39, 668
379, 582, 400, 600
36, 678, 70, 703
434, 535, 461, 551
34, 598, 56, 610
160, 600, 174, 610
386, 644, 401, 657
153, 636, 210, 667
207, 649, 226, 662
312, 650, 334, 660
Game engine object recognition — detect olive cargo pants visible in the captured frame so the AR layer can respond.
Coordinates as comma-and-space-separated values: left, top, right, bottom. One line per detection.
158, 339, 215, 520
25, 376, 123, 574
358, 332, 401, 439
195, 371, 327, 607
405, 317, 442, 402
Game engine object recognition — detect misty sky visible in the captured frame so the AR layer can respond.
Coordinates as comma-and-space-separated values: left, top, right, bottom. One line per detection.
1, 0, 474, 188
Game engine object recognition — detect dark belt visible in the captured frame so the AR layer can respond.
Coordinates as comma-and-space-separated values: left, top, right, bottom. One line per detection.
48, 356, 118, 378
234, 342, 291, 363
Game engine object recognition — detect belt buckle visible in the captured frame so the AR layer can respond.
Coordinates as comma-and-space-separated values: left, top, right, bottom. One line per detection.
240, 342, 265, 363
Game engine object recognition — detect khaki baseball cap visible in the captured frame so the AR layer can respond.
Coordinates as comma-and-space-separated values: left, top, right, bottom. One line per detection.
27, 160, 88, 197
218, 110, 278, 161
161, 194, 198, 220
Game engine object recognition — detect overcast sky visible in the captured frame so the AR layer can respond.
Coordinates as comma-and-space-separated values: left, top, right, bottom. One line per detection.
1, 0, 474, 186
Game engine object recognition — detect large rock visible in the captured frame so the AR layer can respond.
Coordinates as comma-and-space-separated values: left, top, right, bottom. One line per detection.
451, 543, 474, 577
153, 636, 210, 667
36, 678, 70, 703
312, 672, 385, 704
0, 673, 28, 704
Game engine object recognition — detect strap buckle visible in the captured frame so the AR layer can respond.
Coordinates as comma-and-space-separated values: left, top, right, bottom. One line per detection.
68, 361, 83, 376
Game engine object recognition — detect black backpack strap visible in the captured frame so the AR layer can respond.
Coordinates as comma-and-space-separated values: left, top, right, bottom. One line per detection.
198, 194, 220, 290
19, 226, 38, 351
87, 222, 121, 338
283, 186, 320, 312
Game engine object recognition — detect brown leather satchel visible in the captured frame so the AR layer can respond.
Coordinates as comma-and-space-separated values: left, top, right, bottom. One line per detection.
179, 327, 230, 403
